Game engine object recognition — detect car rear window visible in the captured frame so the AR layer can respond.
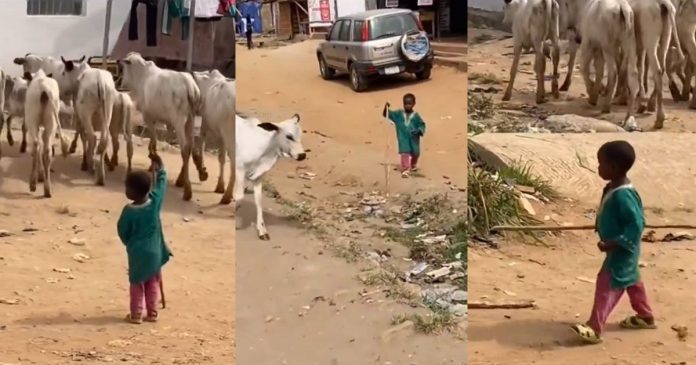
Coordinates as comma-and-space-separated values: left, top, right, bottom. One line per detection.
352, 20, 364, 41
369, 13, 419, 40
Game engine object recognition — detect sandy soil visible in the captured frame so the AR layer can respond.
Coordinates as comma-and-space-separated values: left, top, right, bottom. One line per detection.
235, 41, 467, 364
468, 26, 696, 364
0, 135, 234, 364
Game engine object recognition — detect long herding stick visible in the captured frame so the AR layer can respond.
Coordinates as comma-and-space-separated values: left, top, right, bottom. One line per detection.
383, 104, 392, 196
160, 277, 166, 309
490, 223, 696, 233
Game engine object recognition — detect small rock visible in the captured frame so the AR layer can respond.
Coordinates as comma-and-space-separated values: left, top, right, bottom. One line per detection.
518, 195, 536, 216
68, 238, 86, 246
73, 253, 90, 263
107, 339, 133, 347
451, 290, 468, 304
0, 298, 19, 305
183, 217, 191, 223
53, 268, 71, 274
381, 321, 414, 342
450, 304, 467, 317
45, 278, 59, 284
0, 230, 12, 237
264, 315, 274, 323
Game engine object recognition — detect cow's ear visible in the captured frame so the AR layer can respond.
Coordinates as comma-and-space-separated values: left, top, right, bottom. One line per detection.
23, 72, 32, 82
257, 122, 279, 132
14, 57, 26, 65
79, 55, 86, 63
291, 113, 301, 124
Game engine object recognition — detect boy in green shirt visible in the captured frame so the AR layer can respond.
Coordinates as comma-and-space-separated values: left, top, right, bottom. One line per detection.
118, 153, 172, 324
383, 93, 426, 178
571, 140, 655, 344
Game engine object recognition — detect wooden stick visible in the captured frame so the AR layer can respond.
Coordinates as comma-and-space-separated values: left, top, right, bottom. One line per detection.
160, 276, 166, 309
469, 300, 536, 309
383, 107, 391, 197
491, 224, 696, 232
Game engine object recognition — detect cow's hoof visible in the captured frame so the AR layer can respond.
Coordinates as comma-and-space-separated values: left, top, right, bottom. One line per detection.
20, 144, 27, 153
214, 184, 225, 194
69, 145, 77, 154
81, 162, 88, 171
259, 233, 270, 241
219, 196, 232, 205
7, 139, 13, 147
29, 184, 36, 192
183, 190, 193, 201
199, 170, 209, 182
44, 191, 52, 198
38, 175, 44, 183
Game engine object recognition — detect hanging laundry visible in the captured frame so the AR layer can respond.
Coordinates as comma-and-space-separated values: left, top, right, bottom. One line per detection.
162, 0, 191, 40
194, 0, 222, 20
128, 0, 159, 47
217, 0, 237, 17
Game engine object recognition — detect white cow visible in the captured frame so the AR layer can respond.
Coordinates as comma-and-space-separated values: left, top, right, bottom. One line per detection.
4, 76, 28, 153
556, 0, 589, 91
192, 70, 236, 205
673, 0, 696, 106
71, 66, 118, 185
502, 0, 562, 104
24, 70, 69, 197
235, 114, 306, 240
626, 0, 684, 129
119, 52, 208, 201
579, 0, 639, 124
106, 92, 135, 173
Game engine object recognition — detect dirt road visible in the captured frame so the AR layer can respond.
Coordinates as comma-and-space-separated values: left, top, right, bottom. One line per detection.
468, 24, 696, 364
236, 42, 466, 364
0, 135, 234, 364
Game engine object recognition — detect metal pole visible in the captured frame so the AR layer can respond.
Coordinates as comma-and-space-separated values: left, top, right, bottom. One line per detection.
187, 0, 197, 71
102, 0, 113, 68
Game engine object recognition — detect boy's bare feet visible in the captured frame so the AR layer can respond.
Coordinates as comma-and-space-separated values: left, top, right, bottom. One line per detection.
125, 313, 142, 324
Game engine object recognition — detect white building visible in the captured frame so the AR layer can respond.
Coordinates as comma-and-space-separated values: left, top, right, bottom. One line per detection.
0, 0, 131, 75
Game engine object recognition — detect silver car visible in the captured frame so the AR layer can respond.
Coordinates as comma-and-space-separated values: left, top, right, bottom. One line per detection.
316, 8, 434, 92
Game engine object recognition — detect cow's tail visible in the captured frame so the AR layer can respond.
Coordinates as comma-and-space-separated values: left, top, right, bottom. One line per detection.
658, 0, 685, 67
96, 75, 110, 159
43, 90, 69, 157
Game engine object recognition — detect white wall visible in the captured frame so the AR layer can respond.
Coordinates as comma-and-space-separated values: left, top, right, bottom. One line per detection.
468, 0, 503, 12
0, 0, 131, 76
336, 0, 366, 17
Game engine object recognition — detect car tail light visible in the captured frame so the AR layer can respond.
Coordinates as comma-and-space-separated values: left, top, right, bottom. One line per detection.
413, 14, 424, 31
362, 20, 370, 41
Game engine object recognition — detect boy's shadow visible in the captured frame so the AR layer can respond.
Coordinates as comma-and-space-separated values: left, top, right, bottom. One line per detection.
468, 319, 591, 349
15, 312, 124, 326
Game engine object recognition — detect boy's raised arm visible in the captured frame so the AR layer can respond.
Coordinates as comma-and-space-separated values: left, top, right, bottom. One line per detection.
382, 102, 397, 123
148, 153, 168, 209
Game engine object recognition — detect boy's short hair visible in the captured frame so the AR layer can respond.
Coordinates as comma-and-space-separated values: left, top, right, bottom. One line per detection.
126, 171, 152, 199
403, 93, 416, 103
598, 140, 636, 173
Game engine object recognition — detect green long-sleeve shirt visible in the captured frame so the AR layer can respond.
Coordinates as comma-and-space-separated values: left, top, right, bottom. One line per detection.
596, 184, 644, 289
386, 109, 426, 155
117, 169, 172, 284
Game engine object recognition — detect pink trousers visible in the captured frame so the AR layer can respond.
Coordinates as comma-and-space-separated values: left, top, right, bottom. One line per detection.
587, 269, 653, 334
400, 153, 420, 172
130, 272, 161, 317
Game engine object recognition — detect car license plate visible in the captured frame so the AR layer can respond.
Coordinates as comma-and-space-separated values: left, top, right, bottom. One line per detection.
384, 66, 400, 75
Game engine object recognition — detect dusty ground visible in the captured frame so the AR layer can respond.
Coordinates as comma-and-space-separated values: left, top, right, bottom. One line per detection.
0, 134, 234, 364
468, 23, 696, 365
235, 41, 466, 364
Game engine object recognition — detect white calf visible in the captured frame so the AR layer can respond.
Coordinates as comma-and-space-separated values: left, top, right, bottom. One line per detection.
74, 67, 118, 185
502, 0, 561, 104
193, 70, 236, 205
119, 52, 207, 201
24, 70, 69, 197
4, 76, 28, 153
107, 92, 134, 173
579, 0, 639, 123
235, 114, 306, 240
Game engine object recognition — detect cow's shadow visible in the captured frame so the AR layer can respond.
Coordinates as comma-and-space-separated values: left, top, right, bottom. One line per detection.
234, 198, 304, 232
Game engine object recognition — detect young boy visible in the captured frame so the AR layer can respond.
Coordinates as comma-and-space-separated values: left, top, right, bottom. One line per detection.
117, 152, 172, 324
383, 93, 426, 178
571, 140, 655, 344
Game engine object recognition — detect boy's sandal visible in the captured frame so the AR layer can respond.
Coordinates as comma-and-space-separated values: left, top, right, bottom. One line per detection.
124, 313, 142, 324
570, 323, 602, 344
410, 167, 419, 172
144, 312, 159, 322
619, 315, 656, 329
401, 171, 410, 178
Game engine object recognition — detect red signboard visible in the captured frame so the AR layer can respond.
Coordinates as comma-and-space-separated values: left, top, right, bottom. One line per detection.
319, 0, 331, 22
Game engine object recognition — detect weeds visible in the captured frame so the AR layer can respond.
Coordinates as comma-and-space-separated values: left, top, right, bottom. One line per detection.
392, 304, 459, 335
469, 72, 501, 84
498, 161, 558, 200
468, 93, 498, 120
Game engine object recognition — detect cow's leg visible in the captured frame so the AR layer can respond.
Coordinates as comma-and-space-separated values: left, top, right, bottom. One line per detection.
29, 130, 38, 193
221, 148, 234, 205
69, 122, 81, 154
601, 49, 618, 114
174, 120, 193, 201
5, 115, 13, 146
20, 121, 27, 153
42, 129, 53, 198
96, 129, 110, 186
109, 128, 120, 171
253, 180, 269, 240
124, 125, 134, 173
549, 13, 560, 99
0, 114, 4, 158
561, 30, 578, 92
215, 147, 226, 194
147, 120, 158, 153
233, 167, 245, 210
646, 36, 665, 129
502, 41, 523, 101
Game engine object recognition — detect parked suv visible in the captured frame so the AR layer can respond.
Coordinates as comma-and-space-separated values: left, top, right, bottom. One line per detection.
316, 8, 434, 92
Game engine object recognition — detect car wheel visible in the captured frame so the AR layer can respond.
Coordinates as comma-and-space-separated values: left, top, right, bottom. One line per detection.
415, 66, 432, 80
350, 64, 368, 92
319, 55, 335, 80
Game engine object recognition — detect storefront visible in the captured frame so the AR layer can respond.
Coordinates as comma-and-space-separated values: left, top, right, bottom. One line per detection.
377, 0, 465, 38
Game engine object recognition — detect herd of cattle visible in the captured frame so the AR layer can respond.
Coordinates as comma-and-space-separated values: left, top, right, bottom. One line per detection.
0, 52, 308, 240
502, 0, 696, 130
